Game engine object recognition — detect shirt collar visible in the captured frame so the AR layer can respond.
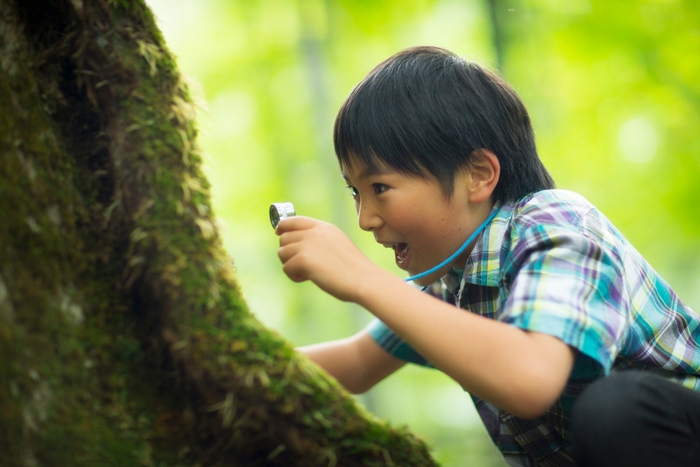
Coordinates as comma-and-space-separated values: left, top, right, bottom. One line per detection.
461, 201, 515, 288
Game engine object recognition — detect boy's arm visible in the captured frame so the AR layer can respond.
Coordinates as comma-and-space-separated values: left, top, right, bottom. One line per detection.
277, 217, 575, 419
298, 328, 406, 394
354, 273, 576, 419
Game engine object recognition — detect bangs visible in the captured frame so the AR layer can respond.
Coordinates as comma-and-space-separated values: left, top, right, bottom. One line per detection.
332, 50, 466, 195
333, 83, 429, 181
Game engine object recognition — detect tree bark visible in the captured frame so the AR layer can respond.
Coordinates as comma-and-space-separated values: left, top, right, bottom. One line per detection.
0, 1, 437, 465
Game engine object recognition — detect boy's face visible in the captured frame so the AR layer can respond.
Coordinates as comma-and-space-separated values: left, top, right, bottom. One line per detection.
342, 158, 492, 286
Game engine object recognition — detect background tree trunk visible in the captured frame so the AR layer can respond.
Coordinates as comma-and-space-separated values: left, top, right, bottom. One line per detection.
0, 0, 436, 465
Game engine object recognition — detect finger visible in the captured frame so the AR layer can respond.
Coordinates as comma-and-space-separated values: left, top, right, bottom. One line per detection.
281, 254, 309, 283
277, 242, 300, 265
274, 216, 320, 235
278, 229, 308, 247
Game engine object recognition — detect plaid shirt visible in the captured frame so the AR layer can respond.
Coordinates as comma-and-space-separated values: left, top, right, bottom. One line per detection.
369, 189, 700, 466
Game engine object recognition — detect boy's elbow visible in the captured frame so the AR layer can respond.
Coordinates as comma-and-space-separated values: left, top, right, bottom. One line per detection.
342, 378, 375, 395
505, 378, 565, 419
506, 337, 575, 419
346, 384, 369, 395
508, 396, 555, 419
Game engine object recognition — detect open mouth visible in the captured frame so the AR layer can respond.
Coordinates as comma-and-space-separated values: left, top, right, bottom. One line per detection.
393, 243, 409, 265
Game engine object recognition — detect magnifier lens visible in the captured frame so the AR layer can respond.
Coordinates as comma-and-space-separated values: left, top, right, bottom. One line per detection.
270, 202, 296, 228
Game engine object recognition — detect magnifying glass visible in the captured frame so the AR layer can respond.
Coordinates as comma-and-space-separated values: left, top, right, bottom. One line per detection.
269, 202, 296, 229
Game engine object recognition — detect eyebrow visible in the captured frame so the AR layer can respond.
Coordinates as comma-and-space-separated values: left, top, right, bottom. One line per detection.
342, 165, 392, 181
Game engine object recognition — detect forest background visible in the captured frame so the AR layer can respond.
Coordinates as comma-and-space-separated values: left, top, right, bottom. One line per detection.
146, 1, 700, 465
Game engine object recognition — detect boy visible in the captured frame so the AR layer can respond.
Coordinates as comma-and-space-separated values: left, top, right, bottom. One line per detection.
275, 46, 700, 466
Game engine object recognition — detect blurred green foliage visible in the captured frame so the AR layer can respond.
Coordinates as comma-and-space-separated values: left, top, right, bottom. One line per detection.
146, 1, 700, 465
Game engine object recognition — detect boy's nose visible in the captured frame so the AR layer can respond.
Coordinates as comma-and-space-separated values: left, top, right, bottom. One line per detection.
357, 203, 382, 232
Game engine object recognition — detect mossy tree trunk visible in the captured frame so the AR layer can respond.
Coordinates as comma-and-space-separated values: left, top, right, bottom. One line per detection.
0, 0, 436, 465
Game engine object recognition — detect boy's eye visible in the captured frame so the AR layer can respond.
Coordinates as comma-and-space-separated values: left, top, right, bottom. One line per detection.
346, 185, 359, 198
372, 183, 388, 195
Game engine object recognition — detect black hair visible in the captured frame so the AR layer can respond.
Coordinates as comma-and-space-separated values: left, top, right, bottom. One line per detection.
333, 46, 554, 202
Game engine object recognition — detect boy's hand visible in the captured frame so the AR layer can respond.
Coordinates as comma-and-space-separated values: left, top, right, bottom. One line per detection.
275, 216, 380, 303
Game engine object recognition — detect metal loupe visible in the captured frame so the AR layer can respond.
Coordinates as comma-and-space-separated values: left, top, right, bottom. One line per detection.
269, 202, 296, 229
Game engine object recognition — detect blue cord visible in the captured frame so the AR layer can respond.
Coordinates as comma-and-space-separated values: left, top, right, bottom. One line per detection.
404, 206, 501, 282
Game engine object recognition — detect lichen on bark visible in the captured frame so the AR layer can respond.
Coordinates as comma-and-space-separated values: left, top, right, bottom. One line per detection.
0, 0, 437, 465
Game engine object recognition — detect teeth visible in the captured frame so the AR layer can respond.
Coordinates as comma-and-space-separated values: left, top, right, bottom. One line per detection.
395, 243, 408, 264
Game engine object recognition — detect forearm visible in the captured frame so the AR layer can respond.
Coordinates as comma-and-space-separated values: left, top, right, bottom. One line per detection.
298, 338, 366, 393
354, 270, 575, 418
298, 330, 405, 394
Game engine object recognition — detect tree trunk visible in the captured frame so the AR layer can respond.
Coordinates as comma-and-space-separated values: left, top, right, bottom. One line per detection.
0, 0, 436, 465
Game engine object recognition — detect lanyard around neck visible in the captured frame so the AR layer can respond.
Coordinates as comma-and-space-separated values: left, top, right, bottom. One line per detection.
404, 206, 501, 283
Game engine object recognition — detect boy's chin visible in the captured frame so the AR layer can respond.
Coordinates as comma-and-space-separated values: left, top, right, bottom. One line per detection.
408, 261, 458, 287
412, 271, 444, 287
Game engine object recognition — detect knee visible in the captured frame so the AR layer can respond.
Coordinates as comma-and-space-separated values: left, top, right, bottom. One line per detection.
573, 371, 645, 434
572, 371, 659, 464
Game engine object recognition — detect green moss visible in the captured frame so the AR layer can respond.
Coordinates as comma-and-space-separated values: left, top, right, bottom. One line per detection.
1, 0, 437, 465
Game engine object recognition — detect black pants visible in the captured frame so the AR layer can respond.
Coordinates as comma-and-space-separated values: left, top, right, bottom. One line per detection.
572, 371, 700, 467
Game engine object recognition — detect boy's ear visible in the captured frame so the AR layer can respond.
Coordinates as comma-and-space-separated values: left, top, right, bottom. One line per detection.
466, 149, 500, 203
